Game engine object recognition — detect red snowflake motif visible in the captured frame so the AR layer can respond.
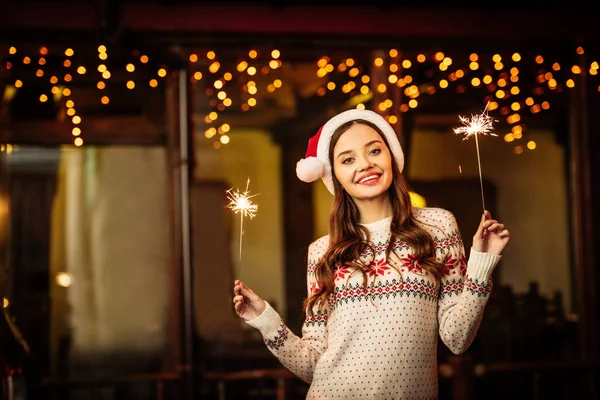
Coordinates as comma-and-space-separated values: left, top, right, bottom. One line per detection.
443, 254, 457, 276
459, 254, 467, 276
367, 258, 390, 277
309, 281, 320, 295
400, 253, 422, 273
333, 264, 351, 280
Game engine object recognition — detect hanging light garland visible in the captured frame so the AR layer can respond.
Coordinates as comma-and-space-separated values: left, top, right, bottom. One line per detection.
313, 45, 599, 155
2, 43, 598, 154
0, 44, 169, 147
186, 47, 284, 150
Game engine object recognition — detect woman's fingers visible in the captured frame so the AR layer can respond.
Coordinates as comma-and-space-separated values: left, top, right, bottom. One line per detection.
486, 222, 504, 233
498, 229, 511, 238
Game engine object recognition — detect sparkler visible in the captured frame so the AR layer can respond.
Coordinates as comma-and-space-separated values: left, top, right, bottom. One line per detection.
226, 178, 259, 261
453, 102, 497, 212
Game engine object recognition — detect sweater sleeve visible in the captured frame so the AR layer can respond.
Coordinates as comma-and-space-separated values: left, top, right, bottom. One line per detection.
436, 210, 501, 354
245, 239, 328, 384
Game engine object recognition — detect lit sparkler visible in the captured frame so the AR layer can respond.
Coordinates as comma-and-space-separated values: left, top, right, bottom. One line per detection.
226, 178, 259, 261
453, 102, 497, 212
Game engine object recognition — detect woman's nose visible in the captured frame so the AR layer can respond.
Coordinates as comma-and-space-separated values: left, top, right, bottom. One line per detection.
356, 157, 372, 171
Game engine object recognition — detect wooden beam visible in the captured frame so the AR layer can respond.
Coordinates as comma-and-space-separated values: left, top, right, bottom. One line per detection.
1, 2, 599, 43
0, 116, 165, 145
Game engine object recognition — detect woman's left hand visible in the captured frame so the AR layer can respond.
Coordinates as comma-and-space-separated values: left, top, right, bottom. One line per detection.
472, 210, 511, 255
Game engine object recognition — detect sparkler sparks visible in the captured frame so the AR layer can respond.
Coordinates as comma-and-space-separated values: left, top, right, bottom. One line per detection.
453, 102, 497, 212
453, 103, 497, 141
226, 178, 259, 260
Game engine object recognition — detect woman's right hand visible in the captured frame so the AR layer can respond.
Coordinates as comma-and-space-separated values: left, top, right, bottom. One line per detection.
232, 279, 266, 321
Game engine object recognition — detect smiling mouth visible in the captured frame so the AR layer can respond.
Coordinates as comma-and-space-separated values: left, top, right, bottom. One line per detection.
357, 174, 381, 184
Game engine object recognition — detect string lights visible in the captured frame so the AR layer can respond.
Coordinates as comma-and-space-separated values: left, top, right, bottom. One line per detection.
0, 44, 170, 147
313, 45, 598, 155
1, 44, 598, 154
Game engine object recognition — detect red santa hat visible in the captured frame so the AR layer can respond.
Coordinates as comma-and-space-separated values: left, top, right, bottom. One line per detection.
295, 109, 404, 194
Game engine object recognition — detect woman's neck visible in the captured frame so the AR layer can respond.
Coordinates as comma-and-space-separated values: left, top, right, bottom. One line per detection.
355, 195, 393, 224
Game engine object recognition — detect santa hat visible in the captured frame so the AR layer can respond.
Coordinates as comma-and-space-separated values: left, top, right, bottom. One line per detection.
296, 109, 404, 194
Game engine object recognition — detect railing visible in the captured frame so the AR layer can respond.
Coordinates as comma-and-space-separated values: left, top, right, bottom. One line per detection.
201, 358, 600, 400
42, 372, 181, 400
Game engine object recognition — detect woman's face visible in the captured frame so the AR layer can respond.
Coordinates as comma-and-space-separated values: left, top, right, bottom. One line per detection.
332, 123, 393, 202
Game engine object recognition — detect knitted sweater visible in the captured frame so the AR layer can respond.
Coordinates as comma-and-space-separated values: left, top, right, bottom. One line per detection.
247, 207, 501, 399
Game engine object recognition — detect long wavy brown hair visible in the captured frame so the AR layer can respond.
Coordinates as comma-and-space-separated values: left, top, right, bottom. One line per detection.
304, 119, 444, 315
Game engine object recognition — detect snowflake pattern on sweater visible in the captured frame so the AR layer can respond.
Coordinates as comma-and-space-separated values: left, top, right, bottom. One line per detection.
247, 207, 501, 400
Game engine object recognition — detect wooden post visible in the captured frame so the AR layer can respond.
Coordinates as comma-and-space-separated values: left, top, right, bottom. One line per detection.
568, 48, 597, 360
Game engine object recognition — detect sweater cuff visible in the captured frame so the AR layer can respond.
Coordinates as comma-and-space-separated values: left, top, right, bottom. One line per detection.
466, 248, 502, 282
245, 301, 284, 337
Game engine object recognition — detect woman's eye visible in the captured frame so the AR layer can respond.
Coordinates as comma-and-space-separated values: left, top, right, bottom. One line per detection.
342, 158, 354, 164
369, 148, 381, 155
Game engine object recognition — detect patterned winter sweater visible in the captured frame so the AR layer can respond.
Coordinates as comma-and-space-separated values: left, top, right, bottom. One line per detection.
247, 207, 501, 399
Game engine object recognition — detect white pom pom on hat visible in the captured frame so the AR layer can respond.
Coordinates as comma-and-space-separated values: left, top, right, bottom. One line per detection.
295, 109, 404, 195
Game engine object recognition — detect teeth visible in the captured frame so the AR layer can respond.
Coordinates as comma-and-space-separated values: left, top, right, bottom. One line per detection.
359, 175, 379, 183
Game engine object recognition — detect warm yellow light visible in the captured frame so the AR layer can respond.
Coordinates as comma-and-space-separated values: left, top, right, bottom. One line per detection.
126, 63, 135, 72
193, 71, 203, 80
189, 54, 198, 63
98, 45, 107, 53
247, 66, 256, 75
98, 53, 108, 60
504, 133, 515, 142
512, 53, 521, 62
140, 55, 149, 63
513, 145, 524, 155
77, 66, 86, 74
220, 135, 230, 144
72, 116, 81, 124
402, 59, 412, 69
72, 127, 81, 136
97, 81, 105, 89
209, 111, 218, 120
409, 191, 427, 207
157, 68, 167, 77
50, 76, 58, 84
389, 49, 398, 57
248, 50, 258, 59
248, 98, 257, 107
388, 115, 398, 124
74, 138, 83, 147
492, 54, 502, 63
408, 99, 418, 108
36, 69, 44, 77
23, 56, 31, 64
535, 55, 544, 64
101, 96, 110, 104
223, 98, 232, 107
527, 141, 536, 150
434, 52, 444, 62
39, 94, 48, 102
39, 57, 46, 65
374, 57, 384, 67
439, 79, 448, 88
9, 46, 17, 54
102, 71, 111, 79
67, 108, 76, 116
126, 80, 135, 89
149, 79, 158, 87
510, 86, 520, 95
469, 53, 479, 61
566, 79, 575, 88
471, 77, 481, 86
62, 88, 71, 96
273, 79, 282, 88
65, 48, 74, 57
14, 79, 23, 88
571, 65, 582, 74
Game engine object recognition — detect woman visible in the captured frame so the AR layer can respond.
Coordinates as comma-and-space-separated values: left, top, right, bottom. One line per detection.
233, 109, 510, 399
